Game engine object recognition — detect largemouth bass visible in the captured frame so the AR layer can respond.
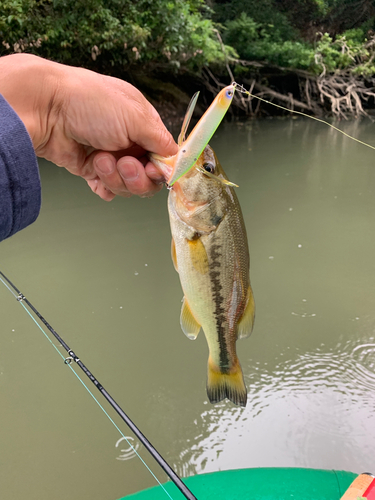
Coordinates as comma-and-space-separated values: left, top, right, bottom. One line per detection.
151, 145, 255, 407
149, 85, 254, 406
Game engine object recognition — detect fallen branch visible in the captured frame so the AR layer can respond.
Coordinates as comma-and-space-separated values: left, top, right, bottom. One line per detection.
252, 82, 316, 113
202, 42, 375, 118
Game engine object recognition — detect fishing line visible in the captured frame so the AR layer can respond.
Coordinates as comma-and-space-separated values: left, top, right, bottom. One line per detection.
0, 270, 198, 500
232, 81, 375, 152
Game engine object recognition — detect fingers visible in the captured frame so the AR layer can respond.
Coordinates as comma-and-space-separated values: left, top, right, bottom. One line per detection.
86, 178, 116, 202
144, 161, 166, 184
87, 151, 163, 200
33, 65, 176, 198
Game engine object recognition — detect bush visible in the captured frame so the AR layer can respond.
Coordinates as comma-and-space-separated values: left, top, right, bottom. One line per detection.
223, 12, 315, 70
313, 30, 375, 76
0, 0, 229, 72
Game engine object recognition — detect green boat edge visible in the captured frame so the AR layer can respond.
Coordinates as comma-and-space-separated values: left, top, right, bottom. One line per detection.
118, 467, 357, 500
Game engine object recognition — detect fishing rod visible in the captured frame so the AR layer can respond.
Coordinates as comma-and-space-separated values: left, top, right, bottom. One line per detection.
0, 270, 198, 500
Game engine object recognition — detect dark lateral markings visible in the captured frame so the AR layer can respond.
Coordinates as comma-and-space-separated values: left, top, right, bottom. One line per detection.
209, 243, 230, 371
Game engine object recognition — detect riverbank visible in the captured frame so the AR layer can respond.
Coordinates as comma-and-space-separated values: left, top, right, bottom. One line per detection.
129, 65, 375, 130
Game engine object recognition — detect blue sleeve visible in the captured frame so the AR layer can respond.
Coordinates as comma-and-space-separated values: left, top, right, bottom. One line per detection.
0, 94, 41, 242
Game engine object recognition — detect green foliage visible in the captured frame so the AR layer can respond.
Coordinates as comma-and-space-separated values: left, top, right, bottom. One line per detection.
223, 12, 315, 69
213, 0, 298, 41
311, 0, 331, 16
218, 0, 375, 76
1, 0, 375, 79
313, 30, 375, 76
316, 0, 375, 33
0, 0, 227, 72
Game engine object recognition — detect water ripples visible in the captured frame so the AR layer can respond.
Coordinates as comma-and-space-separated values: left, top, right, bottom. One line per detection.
115, 436, 141, 461
247, 338, 375, 414
181, 337, 375, 474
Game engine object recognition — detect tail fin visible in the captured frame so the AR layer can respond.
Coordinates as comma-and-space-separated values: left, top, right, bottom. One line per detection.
207, 356, 247, 407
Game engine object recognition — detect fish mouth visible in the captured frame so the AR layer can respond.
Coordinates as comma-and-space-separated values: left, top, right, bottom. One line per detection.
149, 150, 205, 186
148, 153, 174, 184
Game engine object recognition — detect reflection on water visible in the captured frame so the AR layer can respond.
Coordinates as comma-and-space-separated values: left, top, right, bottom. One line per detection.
185, 337, 375, 476
1, 118, 375, 500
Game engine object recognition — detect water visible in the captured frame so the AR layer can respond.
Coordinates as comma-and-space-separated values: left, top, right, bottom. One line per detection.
1, 118, 375, 500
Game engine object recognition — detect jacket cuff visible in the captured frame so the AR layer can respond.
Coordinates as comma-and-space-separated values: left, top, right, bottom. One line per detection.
0, 94, 41, 241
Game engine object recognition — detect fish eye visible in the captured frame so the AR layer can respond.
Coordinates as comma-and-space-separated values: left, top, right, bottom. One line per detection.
203, 162, 215, 173
226, 89, 233, 98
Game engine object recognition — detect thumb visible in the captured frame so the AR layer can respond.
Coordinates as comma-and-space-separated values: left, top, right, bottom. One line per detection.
146, 108, 178, 157
121, 87, 178, 157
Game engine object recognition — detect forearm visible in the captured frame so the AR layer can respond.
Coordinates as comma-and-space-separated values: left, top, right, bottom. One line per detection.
0, 54, 61, 150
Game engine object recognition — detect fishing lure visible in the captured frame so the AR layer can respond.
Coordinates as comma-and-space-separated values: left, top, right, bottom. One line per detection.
151, 84, 236, 186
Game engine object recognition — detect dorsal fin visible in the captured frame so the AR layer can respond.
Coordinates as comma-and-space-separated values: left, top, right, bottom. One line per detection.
178, 91, 200, 146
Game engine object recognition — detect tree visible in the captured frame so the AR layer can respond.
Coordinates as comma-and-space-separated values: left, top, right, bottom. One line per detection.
0, 0, 228, 73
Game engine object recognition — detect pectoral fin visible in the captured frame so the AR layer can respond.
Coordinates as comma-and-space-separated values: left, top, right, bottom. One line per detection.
237, 286, 255, 340
196, 167, 239, 188
180, 297, 201, 340
188, 238, 209, 275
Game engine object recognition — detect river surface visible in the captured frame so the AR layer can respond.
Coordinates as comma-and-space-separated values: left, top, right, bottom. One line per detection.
1, 118, 375, 500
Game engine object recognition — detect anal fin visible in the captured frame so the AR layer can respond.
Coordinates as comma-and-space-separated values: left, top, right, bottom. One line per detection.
180, 297, 201, 340
237, 285, 255, 340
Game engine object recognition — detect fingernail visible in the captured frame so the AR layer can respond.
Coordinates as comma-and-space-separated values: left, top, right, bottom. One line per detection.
119, 160, 139, 181
96, 155, 115, 175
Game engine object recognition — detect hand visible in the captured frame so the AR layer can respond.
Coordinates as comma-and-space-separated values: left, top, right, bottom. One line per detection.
0, 54, 177, 200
